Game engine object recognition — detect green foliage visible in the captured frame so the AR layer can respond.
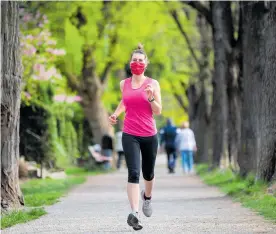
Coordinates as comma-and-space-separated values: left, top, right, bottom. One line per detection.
1, 208, 46, 230
35, 1, 200, 123
196, 165, 276, 222
49, 103, 84, 168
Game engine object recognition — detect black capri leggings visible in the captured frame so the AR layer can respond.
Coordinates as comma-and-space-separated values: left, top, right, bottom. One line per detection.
122, 132, 158, 184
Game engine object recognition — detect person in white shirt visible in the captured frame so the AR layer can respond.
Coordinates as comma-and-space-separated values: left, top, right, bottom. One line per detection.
175, 121, 197, 174
115, 129, 124, 169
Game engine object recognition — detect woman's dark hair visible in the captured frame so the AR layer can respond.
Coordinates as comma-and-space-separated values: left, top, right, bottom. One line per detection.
131, 43, 148, 62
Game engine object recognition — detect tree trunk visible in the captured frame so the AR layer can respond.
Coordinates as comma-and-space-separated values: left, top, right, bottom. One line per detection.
192, 88, 209, 164
196, 14, 212, 164
80, 46, 112, 144
82, 93, 111, 144
226, 5, 241, 171
227, 58, 241, 171
239, 2, 276, 181
187, 84, 200, 163
210, 2, 230, 167
1, 1, 24, 212
239, 2, 263, 177
187, 84, 198, 132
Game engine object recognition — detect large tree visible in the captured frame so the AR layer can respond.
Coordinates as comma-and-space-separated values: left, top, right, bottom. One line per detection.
1, 1, 24, 211
169, 5, 213, 163
210, 2, 231, 167
239, 1, 276, 181
184, 1, 242, 169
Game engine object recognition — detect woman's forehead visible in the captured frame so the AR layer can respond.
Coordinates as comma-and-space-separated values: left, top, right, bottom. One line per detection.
132, 53, 146, 60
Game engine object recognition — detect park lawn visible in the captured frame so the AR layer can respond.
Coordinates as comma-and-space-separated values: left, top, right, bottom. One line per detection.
1, 166, 105, 230
196, 164, 276, 222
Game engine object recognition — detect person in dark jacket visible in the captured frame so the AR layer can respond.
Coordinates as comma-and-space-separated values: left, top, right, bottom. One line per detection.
101, 134, 113, 170
160, 118, 179, 173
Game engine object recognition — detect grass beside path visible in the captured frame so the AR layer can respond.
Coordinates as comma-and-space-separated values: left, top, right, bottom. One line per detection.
22, 176, 86, 207
196, 164, 276, 222
1, 208, 46, 230
1, 166, 106, 230
65, 166, 106, 176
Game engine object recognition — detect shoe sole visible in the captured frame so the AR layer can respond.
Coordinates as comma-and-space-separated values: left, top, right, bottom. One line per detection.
127, 213, 143, 231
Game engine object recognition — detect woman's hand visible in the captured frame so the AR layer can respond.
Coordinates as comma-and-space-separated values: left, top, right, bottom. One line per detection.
145, 80, 162, 115
109, 114, 117, 125
144, 84, 154, 100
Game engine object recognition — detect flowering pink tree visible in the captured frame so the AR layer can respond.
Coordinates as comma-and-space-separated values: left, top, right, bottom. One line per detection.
53, 94, 82, 104
20, 9, 68, 103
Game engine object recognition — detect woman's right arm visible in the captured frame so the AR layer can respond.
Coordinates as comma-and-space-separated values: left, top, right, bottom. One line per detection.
113, 100, 125, 117
114, 80, 126, 117
109, 80, 125, 124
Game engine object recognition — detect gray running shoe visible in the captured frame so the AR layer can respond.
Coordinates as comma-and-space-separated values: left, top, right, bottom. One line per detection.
127, 212, 143, 231
141, 190, 153, 217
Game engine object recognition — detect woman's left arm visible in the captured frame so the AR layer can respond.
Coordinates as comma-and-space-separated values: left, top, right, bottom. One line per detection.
145, 80, 162, 115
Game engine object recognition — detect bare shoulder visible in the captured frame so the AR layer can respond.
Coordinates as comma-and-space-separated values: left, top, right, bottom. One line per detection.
120, 79, 126, 92
150, 78, 159, 84
120, 79, 125, 87
151, 79, 160, 89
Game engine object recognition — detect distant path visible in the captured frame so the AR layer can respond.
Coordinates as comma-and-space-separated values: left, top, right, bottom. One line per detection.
3, 154, 276, 233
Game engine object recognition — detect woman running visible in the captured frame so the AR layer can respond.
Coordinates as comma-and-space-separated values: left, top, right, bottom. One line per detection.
109, 43, 162, 231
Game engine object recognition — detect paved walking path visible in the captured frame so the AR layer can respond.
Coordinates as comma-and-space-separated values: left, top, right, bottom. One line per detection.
3, 154, 276, 234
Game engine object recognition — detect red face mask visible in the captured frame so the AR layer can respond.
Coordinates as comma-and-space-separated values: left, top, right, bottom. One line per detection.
130, 62, 146, 75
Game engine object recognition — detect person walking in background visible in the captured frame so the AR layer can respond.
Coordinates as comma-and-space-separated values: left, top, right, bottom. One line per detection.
115, 126, 124, 170
101, 134, 114, 170
108, 43, 162, 230
160, 118, 178, 173
175, 121, 197, 174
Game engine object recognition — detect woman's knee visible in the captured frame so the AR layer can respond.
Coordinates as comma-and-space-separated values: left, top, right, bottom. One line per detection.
143, 171, 154, 181
128, 169, 140, 183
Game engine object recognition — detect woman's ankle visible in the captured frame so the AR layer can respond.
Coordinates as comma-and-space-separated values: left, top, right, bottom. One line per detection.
132, 210, 139, 214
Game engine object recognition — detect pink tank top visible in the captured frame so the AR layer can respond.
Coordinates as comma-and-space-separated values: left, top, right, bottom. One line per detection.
122, 77, 157, 137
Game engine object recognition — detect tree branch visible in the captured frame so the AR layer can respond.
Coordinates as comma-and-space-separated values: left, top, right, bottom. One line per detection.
170, 10, 201, 69
180, 81, 187, 89
65, 72, 80, 92
100, 61, 113, 84
81, 46, 102, 97
180, 81, 189, 97
184, 1, 213, 26
97, 1, 112, 40
173, 92, 188, 113
59, 64, 80, 91
170, 81, 188, 112
100, 31, 118, 83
